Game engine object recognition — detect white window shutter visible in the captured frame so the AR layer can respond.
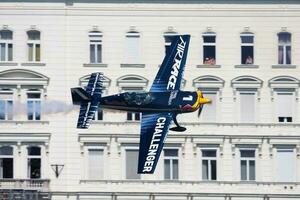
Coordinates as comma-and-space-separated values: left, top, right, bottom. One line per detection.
88, 149, 103, 179
126, 149, 140, 179
201, 93, 216, 122
126, 36, 139, 63
276, 93, 293, 117
240, 93, 255, 123
276, 149, 295, 182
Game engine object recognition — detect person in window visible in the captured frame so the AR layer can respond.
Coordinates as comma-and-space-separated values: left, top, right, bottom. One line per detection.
31, 168, 40, 179
245, 56, 253, 64
204, 57, 215, 65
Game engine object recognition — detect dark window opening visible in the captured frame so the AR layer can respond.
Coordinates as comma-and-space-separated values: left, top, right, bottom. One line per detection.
203, 46, 216, 65
0, 158, 13, 178
278, 117, 292, 123
29, 158, 41, 179
241, 46, 254, 64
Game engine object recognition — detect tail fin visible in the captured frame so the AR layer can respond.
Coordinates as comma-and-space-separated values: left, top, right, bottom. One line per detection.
71, 72, 104, 129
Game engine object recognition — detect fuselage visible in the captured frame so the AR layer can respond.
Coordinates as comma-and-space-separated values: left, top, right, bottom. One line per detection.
99, 90, 203, 113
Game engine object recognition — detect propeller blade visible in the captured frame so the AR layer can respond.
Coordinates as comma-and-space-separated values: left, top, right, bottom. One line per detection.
198, 104, 203, 117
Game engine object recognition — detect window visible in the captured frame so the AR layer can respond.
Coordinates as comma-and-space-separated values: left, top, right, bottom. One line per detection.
27, 92, 41, 120
27, 146, 41, 179
202, 149, 217, 180
202, 33, 216, 65
127, 112, 140, 121
0, 146, 13, 178
89, 31, 102, 63
125, 149, 140, 179
240, 150, 255, 181
240, 32, 254, 64
27, 30, 41, 62
92, 109, 103, 121
278, 32, 291, 64
0, 91, 13, 120
276, 148, 295, 182
164, 149, 179, 180
125, 31, 140, 63
164, 31, 177, 55
88, 149, 104, 179
276, 92, 293, 123
0, 30, 13, 62
240, 92, 255, 123
201, 92, 217, 122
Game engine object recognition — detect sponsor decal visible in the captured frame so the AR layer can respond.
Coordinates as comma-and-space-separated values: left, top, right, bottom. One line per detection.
167, 36, 186, 90
143, 117, 166, 172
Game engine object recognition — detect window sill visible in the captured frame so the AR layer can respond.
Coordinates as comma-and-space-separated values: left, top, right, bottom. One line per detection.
83, 63, 108, 67
197, 64, 221, 68
121, 64, 145, 68
272, 64, 297, 69
0, 62, 18, 66
0, 120, 49, 125
235, 64, 259, 68
21, 62, 46, 66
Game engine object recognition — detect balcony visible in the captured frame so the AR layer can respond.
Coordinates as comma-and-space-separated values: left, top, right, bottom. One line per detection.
0, 179, 50, 192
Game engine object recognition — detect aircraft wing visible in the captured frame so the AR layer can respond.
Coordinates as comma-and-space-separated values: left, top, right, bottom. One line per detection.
138, 112, 173, 174
150, 35, 190, 92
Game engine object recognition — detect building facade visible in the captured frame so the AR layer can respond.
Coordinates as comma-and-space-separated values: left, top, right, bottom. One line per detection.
0, 0, 300, 199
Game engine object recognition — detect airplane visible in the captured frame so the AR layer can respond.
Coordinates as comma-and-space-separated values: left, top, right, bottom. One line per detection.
71, 35, 211, 174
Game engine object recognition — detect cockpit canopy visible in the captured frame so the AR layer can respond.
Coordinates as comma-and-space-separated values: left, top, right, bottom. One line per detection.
123, 92, 154, 106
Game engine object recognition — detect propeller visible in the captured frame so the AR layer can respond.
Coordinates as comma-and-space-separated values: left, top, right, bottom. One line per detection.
197, 104, 204, 117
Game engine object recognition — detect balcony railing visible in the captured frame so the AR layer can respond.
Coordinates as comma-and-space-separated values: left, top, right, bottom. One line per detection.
0, 179, 50, 192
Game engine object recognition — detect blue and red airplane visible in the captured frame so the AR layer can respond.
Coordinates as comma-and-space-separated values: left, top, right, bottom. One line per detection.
71, 35, 211, 174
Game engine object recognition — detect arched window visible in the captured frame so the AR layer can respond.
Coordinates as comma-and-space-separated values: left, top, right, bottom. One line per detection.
232, 76, 263, 123
0, 146, 14, 178
278, 32, 291, 65
27, 30, 41, 62
240, 32, 254, 64
269, 76, 299, 123
89, 31, 102, 63
202, 31, 216, 65
125, 31, 140, 63
0, 29, 13, 62
27, 146, 41, 179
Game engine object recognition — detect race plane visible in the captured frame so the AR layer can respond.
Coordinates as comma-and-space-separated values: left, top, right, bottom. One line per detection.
71, 35, 211, 174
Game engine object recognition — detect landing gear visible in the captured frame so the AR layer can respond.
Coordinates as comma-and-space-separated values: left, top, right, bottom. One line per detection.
169, 114, 186, 132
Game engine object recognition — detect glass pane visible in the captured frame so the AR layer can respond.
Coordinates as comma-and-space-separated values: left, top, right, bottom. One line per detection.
164, 149, 178, 157
211, 160, 217, 180
249, 160, 255, 180
202, 150, 216, 157
240, 150, 255, 158
27, 31, 40, 40
202, 160, 208, 180
203, 46, 216, 64
0, 100, 5, 120
2, 158, 13, 178
241, 160, 247, 180
8, 44, 12, 61
126, 150, 140, 179
278, 46, 283, 64
135, 112, 140, 121
28, 146, 41, 156
35, 101, 41, 120
28, 44, 33, 61
203, 36, 215, 43
241, 35, 254, 43
127, 112, 132, 120
0, 146, 13, 155
0, 30, 12, 40
27, 101, 33, 120
164, 159, 170, 179
172, 159, 178, 179
278, 32, 291, 44
90, 44, 95, 63
36, 44, 40, 61
241, 46, 254, 64
29, 158, 41, 179
7, 100, 13, 120
1, 43, 5, 61
286, 46, 291, 64
96, 44, 102, 63
97, 110, 103, 120
27, 93, 40, 99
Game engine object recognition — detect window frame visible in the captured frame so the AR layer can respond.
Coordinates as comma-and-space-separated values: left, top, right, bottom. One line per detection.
84, 145, 106, 180
238, 91, 256, 123
123, 146, 141, 180
277, 32, 292, 65
239, 148, 256, 181
275, 91, 295, 123
0, 90, 14, 120
202, 32, 216, 65
27, 146, 42, 179
27, 30, 41, 62
26, 90, 42, 121
0, 29, 13, 62
163, 148, 179, 180
200, 148, 217, 181
0, 145, 14, 179
240, 32, 254, 65
89, 31, 103, 64
125, 31, 140, 64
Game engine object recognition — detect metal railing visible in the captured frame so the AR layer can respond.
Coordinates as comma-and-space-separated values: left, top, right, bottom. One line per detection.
0, 179, 50, 192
